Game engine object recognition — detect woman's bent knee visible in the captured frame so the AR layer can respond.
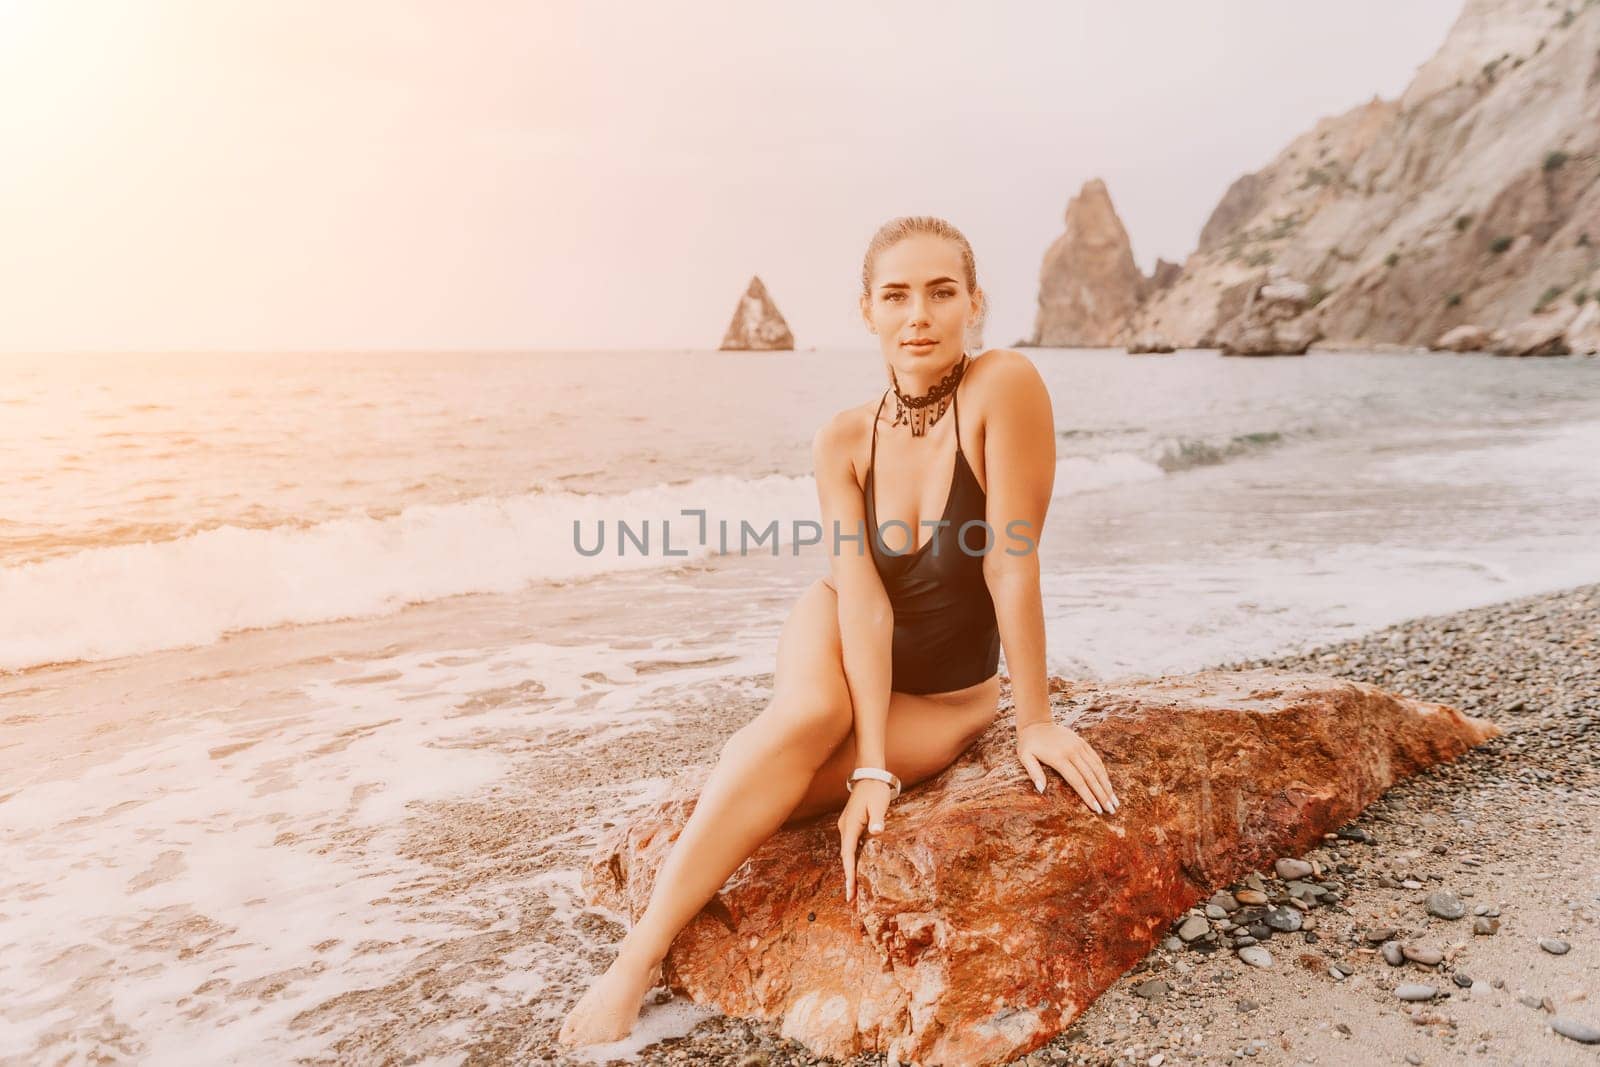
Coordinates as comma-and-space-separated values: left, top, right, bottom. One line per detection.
739, 695, 852, 761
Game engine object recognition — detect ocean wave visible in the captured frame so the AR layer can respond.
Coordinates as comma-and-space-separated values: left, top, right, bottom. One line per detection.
1153, 430, 1289, 473
0, 452, 1195, 672
0, 473, 819, 673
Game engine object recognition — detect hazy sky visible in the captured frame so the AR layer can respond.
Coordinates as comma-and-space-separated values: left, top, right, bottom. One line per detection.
0, 1, 1465, 352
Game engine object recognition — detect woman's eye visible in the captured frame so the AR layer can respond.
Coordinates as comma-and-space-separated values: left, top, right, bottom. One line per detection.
884, 292, 903, 301
936, 289, 954, 298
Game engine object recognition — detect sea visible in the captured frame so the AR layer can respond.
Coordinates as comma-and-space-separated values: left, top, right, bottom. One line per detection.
2, 346, 1599, 1062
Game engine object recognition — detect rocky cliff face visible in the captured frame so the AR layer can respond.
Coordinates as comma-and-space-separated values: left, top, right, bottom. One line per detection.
1127, 0, 1600, 353
719, 275, 795, 351
1030, 179, 1147, 347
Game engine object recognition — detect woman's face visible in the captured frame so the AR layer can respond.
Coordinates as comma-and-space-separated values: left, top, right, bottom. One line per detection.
860, 233, 982, 373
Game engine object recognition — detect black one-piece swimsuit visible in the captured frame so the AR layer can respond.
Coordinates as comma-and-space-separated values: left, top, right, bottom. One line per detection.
863, 382, 1002, 695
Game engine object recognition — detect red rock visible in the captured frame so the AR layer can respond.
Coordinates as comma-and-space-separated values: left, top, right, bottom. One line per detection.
581, 669, 1499, 1066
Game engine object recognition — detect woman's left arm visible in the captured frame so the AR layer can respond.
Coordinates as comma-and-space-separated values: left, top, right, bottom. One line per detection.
979, 351, 1118, 814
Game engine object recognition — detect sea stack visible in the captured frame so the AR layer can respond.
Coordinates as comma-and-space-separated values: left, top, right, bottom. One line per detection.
1030, 179, 1145, 347
719, 275, 795, 351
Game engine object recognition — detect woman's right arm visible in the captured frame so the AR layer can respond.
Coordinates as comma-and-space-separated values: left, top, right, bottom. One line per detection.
811, 414, 893, 771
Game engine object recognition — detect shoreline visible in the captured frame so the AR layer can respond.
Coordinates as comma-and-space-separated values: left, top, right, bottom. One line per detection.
546, 581, 1600, 1066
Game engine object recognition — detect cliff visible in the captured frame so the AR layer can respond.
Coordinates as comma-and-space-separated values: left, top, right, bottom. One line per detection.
1125, 0, 1600, 353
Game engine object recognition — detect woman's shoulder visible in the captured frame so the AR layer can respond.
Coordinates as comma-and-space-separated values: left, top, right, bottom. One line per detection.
967, 347, 1042, 387
811, 396, 879, 473
966, 349, 1048, 410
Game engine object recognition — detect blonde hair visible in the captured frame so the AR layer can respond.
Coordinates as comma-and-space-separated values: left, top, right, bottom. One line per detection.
860, 216, 987, 340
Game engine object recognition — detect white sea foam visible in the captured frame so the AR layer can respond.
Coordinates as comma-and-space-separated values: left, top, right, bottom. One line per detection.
0, 456, 1166, 673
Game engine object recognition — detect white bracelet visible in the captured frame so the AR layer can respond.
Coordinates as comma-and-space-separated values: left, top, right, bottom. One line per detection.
846, 766, 902, 801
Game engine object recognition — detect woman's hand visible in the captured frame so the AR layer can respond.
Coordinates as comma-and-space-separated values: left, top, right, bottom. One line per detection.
837, 778, 891, 903
1017, 721, 1118, 814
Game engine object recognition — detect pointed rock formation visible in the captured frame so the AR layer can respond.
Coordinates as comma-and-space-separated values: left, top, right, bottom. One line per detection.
1145, 257, 1183, 295
1128, 0, 1600, 352
720, 276, 795, 351
1030, 180, 1146, 347
583, 670, 1498, 1066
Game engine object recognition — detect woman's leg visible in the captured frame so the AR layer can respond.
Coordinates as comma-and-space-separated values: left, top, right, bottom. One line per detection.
782, 673, 1000, 827
558, 576, 856, 1046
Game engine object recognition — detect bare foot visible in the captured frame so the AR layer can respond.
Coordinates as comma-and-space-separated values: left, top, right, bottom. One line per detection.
556, 952, 662, 1048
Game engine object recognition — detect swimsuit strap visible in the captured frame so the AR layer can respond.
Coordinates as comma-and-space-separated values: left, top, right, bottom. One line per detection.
952, 377, 962, 456
870, 390, 888, 476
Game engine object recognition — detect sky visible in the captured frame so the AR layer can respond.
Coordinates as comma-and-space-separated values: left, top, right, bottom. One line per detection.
0, 0, 1466, 353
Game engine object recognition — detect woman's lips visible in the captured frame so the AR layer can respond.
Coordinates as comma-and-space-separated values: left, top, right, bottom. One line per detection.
903, 340, 937, 351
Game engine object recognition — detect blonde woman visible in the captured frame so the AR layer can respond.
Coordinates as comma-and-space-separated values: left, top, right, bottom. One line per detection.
559, 216, 1118, 1047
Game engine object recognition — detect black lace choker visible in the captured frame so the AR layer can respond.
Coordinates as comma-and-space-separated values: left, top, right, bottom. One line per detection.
889, 352, 968, 437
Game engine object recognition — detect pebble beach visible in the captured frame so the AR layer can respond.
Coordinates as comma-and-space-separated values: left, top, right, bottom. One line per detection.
544, 581, 1600, 1067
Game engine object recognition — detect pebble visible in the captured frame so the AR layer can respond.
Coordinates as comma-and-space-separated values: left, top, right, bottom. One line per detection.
1424, 890, 1466, 920
1473, 916, 1499, 936
1540, 938, 1571, 955
1161, 936, 1182, 952
1246, 923, 1272, 940
1402, 944, 1443, 966
1209, 891, 1239, 912
1401, 879, 1424, 890
1134, 978, 1170, 1000
1551, 1017, 1600, 1044
1237, 945, 1273, 969
1405, 1056, 1423, 1066
1396, 983, 1439, 1001
1275, 858, 1313, 880
1382, 942, 1406, 966
1263, 907, 1302, 933
1235, 889, 1268, 906
1451, 972, 1474, 988
1177, 915, 1209, 942
1205, 904, 1228, 919
1363, 927, 1397, 943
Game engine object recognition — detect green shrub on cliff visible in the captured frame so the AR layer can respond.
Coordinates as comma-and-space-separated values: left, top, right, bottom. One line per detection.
1535, 285, 1566, 312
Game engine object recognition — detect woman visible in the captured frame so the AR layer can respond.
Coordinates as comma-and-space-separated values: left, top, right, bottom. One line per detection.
558, 216, 1118, 1048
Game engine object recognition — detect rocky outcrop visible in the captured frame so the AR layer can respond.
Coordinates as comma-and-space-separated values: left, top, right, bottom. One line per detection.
1125, 334, 1176, 354
582, 670, 1498, 1066
1030, 180, 1146, 347
1432, 323, 1498, 351
1494, 303, 1578, 355
1124, 0, 1600, 352
1145, 258, 1183, 295
719, 276, 795, 351
1217, 269, 1321, 355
